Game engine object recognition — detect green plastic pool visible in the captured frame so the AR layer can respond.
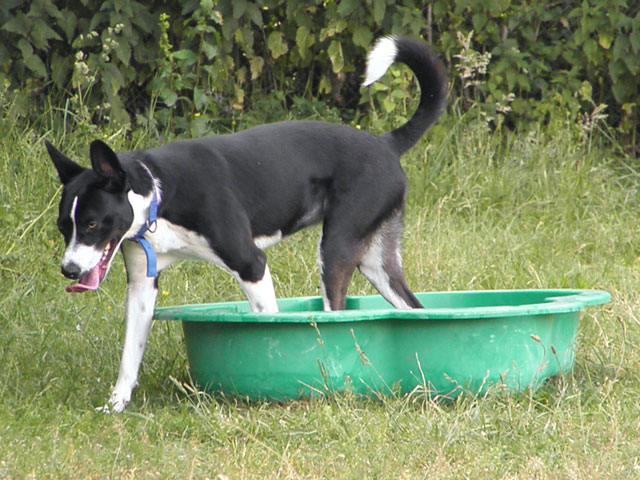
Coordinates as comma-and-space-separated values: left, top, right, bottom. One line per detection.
154, 289, 610, 400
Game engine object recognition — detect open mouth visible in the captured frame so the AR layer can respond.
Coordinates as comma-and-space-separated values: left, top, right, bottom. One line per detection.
66, 239, 118, 293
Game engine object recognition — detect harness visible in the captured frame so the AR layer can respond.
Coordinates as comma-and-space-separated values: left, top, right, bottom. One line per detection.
131, 163, 159, 278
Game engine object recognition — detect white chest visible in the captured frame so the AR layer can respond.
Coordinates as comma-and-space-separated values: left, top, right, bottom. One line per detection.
146, 219, 223, 265
144, 219, 283, 268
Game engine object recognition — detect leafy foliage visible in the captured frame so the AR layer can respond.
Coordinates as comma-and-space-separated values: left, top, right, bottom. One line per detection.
0, 0, 638, 141
431, 0, 639, 137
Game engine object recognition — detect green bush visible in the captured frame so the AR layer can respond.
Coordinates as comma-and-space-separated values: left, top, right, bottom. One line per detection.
431, 0, 639, 136
0, 0, 637, 142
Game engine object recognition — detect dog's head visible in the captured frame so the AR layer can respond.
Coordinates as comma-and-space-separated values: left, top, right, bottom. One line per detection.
46, 140, 135, 292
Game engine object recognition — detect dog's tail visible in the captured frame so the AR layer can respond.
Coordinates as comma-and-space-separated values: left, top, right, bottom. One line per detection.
362, 36, 448, 155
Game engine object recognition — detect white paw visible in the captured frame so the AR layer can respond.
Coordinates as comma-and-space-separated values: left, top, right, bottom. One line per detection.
108, 389, 131, 413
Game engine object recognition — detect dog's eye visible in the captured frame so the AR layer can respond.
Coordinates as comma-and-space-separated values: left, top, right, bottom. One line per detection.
87, 221, 98, 230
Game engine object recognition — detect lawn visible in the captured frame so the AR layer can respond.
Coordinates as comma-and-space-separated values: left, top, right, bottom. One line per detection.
1, 100, 639, 479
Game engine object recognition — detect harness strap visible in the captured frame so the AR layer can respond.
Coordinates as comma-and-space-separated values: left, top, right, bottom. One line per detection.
132, 164, 159, 278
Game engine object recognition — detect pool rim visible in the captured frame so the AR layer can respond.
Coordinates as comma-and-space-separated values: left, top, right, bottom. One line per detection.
153, 288, 611, 323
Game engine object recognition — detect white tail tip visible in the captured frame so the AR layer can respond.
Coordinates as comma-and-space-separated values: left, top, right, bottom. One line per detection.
361, 35, 398, 87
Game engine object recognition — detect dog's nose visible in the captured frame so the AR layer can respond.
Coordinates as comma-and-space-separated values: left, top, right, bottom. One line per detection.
61, 263, 81, 280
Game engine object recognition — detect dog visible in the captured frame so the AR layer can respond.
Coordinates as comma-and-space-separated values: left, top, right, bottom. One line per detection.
46, 36, 447, 412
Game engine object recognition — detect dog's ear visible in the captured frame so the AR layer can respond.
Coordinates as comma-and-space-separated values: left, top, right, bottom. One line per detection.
90, 140, 127, 192
45, 140, 85, 185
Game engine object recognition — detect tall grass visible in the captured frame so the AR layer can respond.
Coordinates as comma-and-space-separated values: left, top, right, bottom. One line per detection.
1, 96, 639, 478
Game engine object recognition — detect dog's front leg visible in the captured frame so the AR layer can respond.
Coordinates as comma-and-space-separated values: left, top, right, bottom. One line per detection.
235, 263, 279, 313
108, 242, 161, 412
109, 273, 157, 412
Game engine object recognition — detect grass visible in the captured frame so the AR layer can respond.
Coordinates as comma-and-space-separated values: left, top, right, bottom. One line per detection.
1, 97, 640, 479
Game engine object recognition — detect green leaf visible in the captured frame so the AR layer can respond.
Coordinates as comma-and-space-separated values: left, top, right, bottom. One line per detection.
352, 26, 372, 49
102, 62, 125, 94
0, 44, 9, 66
173, 49, 199, 65
391, 88, 409, 100
2, 13, 29, 36
327, 40, 344, 73
370, 82, 388, 92
193, 87, 208, 110
612, 35, 630, 61
58, 9, 77, 42
618, 38, 639, 75
598, 32, 613, 50
24, 53, 47, 78
51, 52, 71, 89
577, 81, 593, 102
17, 39, 47, 78
267, 31, 288, 59
472, 12, 487, 32
373, 0, 386, 26
221, 16, 238, 41
318, 74, 332, 94
232, 83, 244, 110
190, 115, 210, 138
160, 87, 178, 107
583, 38, 598, 64
610, 63, 635, 102
16, 38, 32, 57
382, 98, 395, 113
246, 3, 263, 27
242, 25, 255, 52
487, 0, 510, 16
202, 42, 218, 60
630, 28, 640, 53
130, 3, 155, 33
320, 18, 348, 41
89, 11, 108, 32
114, 41, 131, 65
232, 0, 247, 19
200, 0, 214, 16
30, 20, 62, 49
108, 96, 129, 124
296, 26, 313, 60
249, 55, 264, 80
337, 0, 358, 16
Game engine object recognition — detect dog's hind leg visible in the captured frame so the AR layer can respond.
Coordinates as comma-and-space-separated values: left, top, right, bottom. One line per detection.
358, 214, 422, 309
318, 225, 367, 311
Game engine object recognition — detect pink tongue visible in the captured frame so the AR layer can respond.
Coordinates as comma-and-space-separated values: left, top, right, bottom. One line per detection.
66, 265, 101, 293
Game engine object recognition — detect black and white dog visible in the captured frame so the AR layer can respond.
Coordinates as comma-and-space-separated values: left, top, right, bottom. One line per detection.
46, 36, 447, 412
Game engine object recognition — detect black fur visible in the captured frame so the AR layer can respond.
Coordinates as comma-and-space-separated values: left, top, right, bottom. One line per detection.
48, 36, 447, 309
46, 36, 448, 412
